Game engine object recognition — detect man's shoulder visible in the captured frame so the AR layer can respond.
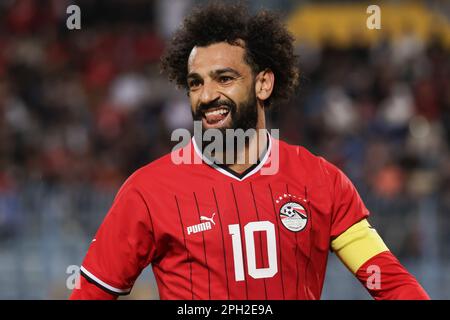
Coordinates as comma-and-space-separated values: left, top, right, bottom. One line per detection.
277, 138, 339, 181
122, 143, 193, 189
278, 138, 327, 166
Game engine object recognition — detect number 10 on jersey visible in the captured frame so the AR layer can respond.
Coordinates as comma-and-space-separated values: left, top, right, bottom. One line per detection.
228, 221, 278, 281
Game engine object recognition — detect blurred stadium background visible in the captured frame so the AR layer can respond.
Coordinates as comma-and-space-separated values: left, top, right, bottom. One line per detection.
0, 0, 449, 299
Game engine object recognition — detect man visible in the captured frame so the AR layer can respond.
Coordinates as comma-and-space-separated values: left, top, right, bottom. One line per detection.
70, 3, 429, 300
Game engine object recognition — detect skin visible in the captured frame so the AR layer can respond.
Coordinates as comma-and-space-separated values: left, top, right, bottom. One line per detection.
187, 41, 275, 174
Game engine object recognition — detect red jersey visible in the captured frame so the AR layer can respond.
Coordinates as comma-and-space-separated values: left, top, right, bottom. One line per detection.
80, 135, 369, 299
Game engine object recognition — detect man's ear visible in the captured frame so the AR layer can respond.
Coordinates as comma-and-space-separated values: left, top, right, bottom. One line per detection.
255, 69, 275, 103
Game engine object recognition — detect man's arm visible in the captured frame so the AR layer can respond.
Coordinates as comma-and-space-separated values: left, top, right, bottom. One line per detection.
331, 219, 430, 300
70, 276, 118, 300
68, 181, 156, 300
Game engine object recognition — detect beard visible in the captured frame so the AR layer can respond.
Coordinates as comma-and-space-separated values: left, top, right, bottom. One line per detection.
191, 88, 259, 163
191, 88, 258, 135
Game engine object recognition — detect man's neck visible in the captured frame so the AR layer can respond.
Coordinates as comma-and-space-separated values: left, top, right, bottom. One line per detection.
226, 129, 268, 174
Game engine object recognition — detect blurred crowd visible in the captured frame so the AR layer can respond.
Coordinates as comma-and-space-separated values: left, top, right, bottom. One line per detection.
0, 0, 449, 264
280, 33, 450, 259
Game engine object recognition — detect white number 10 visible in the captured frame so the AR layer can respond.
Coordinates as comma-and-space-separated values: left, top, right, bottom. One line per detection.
228, 221, 278, 281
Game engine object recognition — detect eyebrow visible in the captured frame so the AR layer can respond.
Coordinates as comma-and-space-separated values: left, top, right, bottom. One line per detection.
187, 67, 242, 80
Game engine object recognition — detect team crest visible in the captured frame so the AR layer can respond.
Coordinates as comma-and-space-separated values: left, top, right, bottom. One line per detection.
280, 201, 308, 232
276, 194, 308, 232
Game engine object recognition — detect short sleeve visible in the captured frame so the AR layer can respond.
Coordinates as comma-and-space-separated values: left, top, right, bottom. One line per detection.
321, 159, 370, 239
80, 183, 156, 295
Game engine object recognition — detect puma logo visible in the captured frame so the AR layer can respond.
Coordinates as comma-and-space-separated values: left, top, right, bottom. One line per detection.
200, 213, 216, 225
187, 213, 216, 235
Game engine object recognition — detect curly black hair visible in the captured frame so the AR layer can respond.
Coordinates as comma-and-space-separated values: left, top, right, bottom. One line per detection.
161, 2, 300, 107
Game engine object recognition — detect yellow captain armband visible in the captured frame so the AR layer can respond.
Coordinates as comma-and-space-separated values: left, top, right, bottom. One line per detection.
331, 219, 389, 274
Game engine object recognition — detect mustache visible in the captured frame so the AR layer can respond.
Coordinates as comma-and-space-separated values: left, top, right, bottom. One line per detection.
196, 99, 237, 115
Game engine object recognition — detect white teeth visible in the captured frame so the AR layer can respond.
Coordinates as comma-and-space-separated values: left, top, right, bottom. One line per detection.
205, 108, 228, 116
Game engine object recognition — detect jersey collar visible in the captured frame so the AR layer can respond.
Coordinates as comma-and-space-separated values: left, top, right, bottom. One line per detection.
192, 132, 272, 182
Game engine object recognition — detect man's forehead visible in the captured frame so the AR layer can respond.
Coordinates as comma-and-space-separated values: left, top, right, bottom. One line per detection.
187, 42, 248, 73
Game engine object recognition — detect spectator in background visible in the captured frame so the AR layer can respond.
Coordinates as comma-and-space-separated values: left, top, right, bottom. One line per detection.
0, 0, 448, 262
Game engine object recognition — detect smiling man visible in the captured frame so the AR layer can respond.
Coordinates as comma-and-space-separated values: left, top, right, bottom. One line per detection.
70, 3, 429, 300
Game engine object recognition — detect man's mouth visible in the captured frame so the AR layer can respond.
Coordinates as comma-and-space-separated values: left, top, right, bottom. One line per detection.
202, 106, 231, 127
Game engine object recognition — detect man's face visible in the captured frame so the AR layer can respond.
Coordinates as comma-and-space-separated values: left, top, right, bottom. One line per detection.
187, 42, 258, 133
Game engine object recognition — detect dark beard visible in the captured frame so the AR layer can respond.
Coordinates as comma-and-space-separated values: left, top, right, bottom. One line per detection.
191, 89, 258, 135
192, 89, 259, 163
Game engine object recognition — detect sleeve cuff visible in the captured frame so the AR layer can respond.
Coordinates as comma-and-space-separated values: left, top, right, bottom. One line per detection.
80, 266, 132, 296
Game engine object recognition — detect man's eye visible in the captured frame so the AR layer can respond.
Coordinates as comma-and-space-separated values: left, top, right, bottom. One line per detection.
219, 76, 233, 83
188, 79, 202, 88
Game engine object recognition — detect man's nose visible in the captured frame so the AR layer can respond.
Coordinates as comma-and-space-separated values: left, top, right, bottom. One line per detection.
199, 81, 220, 106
